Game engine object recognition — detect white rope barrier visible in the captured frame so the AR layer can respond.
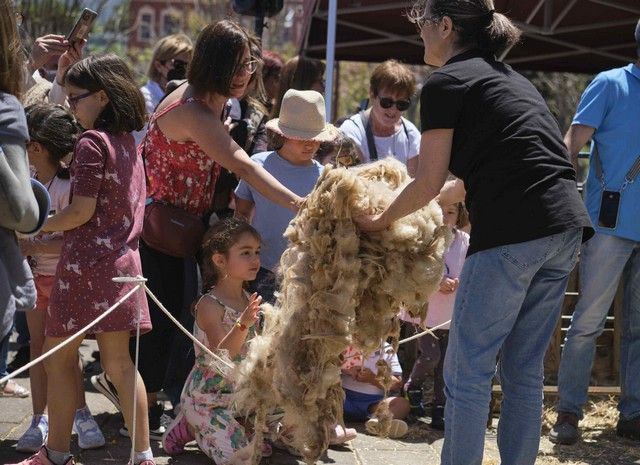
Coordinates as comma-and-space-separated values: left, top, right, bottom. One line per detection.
0, 283, 143, 386
143, 285, 235, 371
130, 282, 143, 465
398, 319, 452, 345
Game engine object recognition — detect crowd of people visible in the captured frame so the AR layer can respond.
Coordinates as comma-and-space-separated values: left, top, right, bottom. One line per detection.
1, 0, 639, 464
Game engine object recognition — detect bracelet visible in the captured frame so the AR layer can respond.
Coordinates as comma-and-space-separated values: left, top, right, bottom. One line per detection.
235, 319, 248, 331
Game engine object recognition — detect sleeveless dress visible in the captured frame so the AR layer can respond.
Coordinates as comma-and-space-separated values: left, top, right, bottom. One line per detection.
180, 291, 258, 464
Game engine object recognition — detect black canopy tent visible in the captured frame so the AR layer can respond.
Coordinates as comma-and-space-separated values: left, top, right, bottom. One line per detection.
300, 0, 639, 74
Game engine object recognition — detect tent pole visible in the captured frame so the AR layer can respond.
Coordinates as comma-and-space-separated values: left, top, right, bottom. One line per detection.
325, 0, 337, 122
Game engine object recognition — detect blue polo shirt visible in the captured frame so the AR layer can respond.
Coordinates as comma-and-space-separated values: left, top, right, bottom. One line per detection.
573, 63, 640, 241
235, 151, 323, 272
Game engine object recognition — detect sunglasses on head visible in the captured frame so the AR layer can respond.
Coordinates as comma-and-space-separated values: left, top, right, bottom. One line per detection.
378, 96, 411, 111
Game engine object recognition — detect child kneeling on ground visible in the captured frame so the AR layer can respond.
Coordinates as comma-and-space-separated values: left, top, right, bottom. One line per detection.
341, 343, 410, 438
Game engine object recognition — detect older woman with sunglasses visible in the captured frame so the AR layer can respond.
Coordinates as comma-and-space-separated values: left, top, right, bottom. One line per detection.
340, 59, 421, 176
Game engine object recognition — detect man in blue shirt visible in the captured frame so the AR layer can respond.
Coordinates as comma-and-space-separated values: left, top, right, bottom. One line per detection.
551, 19, 640, 445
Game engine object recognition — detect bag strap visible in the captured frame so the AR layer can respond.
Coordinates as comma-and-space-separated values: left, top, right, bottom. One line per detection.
360, 109, 378, 161
593, 143, 640, 189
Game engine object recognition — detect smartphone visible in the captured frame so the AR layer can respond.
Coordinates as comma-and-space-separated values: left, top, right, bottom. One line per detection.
223, 101, 232, 120
598, 190, 620, 229
66, 8, 98, 44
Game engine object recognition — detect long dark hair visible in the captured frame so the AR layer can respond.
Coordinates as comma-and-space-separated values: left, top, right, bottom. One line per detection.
187, 20, 253, 97
408, 0, 521, 56
271, 56, 325, 118
65, 54, 146, 133
199, 218, 261, 292
25, 103, 81, 179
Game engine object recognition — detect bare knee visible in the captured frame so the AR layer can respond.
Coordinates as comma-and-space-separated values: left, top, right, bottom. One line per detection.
43, 344, 79, 375
101, 353, 134, 384
388, 397, 411, 420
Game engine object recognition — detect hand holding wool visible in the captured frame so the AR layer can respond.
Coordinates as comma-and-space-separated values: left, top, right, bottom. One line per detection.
354, 367, 377, 385
239, 292, 262, 327
439, 277, 459, 294
353, 212, 389, 232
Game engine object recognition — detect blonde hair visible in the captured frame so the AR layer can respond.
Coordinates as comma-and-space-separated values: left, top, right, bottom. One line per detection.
0, 0, 24, 98
147, 33, 193, 82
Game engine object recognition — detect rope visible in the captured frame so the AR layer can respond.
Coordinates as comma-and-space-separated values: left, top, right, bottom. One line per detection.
398, 319, 451, 345
0, 283, 143, 385
130, 279, 143, 464
142, 285, 235, 372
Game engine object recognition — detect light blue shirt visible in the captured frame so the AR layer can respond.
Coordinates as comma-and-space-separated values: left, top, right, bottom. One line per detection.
235, 151, 323, 272
133, 80, 165, 147
339, 114, 420, 164
573, 63, 640, 241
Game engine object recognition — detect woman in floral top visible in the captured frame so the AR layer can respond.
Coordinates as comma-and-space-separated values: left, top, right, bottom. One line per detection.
123, 21, 303, 429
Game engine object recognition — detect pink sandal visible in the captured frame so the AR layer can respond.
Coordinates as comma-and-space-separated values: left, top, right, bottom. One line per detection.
162, 412, 194, 455
330, 424, 357, 444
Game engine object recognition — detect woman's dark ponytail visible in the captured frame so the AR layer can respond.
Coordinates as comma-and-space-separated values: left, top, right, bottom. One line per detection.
408, 0, 521, 57
480, 10, 521, 56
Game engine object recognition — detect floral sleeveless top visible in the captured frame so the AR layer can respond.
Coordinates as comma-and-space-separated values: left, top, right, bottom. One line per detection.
140, 97, 221, 217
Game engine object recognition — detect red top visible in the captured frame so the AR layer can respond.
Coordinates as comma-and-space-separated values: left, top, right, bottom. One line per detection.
141, 97, 221, 217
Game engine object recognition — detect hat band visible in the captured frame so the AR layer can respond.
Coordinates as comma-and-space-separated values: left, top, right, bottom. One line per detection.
277, 119, 326, 135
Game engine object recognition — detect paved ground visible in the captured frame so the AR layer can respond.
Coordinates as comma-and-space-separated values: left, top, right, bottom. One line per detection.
1, 339, 638, 465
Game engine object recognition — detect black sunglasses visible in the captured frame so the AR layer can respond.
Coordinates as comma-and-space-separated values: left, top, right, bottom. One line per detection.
378, 96, 411, 111
170, 58, 189, 68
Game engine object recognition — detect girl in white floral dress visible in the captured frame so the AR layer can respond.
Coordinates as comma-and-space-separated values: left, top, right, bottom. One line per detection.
163, 218, 269, 464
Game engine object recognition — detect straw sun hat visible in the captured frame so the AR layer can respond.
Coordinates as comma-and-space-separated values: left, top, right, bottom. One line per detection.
266, 89, 338, 142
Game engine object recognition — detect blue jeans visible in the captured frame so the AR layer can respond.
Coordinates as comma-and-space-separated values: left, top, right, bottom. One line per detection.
441, 229, 582, 465
557, 232, 640, 420
0, 330, 10, 379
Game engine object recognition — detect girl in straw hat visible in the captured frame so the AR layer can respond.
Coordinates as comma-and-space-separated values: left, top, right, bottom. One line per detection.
234, 89, 338, 305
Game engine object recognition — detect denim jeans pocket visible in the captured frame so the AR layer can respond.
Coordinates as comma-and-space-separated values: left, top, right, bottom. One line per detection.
500, 234, 556, 271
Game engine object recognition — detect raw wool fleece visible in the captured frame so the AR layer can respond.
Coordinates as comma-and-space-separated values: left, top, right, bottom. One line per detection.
233, 158, 451, 464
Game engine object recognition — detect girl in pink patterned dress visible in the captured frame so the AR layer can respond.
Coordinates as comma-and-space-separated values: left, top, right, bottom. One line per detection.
17, 103, 104, 454
10, 55, 154, 465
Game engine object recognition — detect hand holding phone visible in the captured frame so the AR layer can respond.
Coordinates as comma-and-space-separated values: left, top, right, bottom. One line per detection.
66, 8, 97, 45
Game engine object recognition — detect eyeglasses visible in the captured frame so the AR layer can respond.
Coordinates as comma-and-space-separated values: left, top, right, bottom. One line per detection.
378, 96, 411, 111
68, 91, 96, 109
235, 59, 259, 76
419, 14, 442, 29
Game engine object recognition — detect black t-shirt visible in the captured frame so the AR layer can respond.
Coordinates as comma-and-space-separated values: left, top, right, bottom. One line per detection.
420, 50, 593, 255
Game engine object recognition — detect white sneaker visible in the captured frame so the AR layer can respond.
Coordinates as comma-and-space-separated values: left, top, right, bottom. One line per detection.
90, 372, 120, 411
73, 406, 105, 449
365, 417, 408, 439
16, 415, 48, 453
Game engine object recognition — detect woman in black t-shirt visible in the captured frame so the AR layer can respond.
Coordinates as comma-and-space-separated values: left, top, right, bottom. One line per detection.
356, 1, 592, 464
